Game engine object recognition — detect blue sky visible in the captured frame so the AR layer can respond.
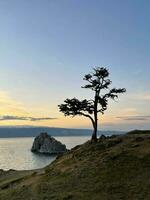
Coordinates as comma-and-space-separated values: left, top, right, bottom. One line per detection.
0, 0, 149, 130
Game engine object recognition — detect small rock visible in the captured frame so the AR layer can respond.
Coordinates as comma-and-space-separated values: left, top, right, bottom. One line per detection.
131, 143, 140, 148
98, 134, 106, 142
109, 134, 119, 139
0, 169, 4, 175
135, 137, 144, 142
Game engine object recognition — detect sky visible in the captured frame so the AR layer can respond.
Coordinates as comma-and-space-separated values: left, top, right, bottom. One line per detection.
0, 0, 149, 131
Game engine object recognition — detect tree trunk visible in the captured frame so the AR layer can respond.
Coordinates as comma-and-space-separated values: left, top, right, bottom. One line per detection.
91, 123, 97, 141
91, 94, 98, 141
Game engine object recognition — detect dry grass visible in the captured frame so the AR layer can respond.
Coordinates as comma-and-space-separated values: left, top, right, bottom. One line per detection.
0, 130, 150, 200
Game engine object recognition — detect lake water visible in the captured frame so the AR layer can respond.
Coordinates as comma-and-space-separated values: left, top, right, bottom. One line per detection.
0, 136, 90, 170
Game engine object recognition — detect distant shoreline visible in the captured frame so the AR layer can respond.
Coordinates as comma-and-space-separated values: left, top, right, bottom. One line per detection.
0, 127, 124, 138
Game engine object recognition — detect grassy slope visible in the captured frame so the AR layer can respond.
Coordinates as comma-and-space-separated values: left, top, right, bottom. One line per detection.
0, 131, 150, 200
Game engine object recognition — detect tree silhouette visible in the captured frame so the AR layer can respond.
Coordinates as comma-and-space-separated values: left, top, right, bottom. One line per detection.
58, 67, 126, 141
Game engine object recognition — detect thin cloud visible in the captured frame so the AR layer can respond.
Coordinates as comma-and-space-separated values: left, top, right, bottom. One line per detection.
0, 115, 57, 121
131, 93, 150, 101
29, 117, 57, 121
117, 116, 150, 121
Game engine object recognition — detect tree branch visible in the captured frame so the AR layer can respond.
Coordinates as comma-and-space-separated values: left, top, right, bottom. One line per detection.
78, 112, 95, 127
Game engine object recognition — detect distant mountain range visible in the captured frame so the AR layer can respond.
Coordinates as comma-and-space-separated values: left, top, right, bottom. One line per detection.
0, 126, 125, 138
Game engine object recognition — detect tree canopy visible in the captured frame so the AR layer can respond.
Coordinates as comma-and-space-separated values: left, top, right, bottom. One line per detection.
58, 67, 126, 140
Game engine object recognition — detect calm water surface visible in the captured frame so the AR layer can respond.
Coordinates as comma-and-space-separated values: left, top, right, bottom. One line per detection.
0, 136, 90, 170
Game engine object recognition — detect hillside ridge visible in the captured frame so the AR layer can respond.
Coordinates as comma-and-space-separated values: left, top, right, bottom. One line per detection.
0, 130, 150, 200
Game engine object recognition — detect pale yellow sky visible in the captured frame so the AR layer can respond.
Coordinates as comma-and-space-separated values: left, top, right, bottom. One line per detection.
0, 90, 149, 131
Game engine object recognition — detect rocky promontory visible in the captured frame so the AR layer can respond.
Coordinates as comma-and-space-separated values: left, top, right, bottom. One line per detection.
31, 132, 67, 154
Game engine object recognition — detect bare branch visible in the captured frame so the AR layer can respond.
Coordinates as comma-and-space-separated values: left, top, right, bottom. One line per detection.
78, 112, 95, 127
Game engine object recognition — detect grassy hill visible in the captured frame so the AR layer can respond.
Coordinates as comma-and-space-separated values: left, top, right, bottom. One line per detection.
0, 130, 150, 200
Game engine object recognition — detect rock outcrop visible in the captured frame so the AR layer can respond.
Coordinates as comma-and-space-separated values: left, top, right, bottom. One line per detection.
31, 132, 67, 154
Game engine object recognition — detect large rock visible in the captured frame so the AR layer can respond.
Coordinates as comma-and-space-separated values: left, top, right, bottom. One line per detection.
31, 132, 67, 154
